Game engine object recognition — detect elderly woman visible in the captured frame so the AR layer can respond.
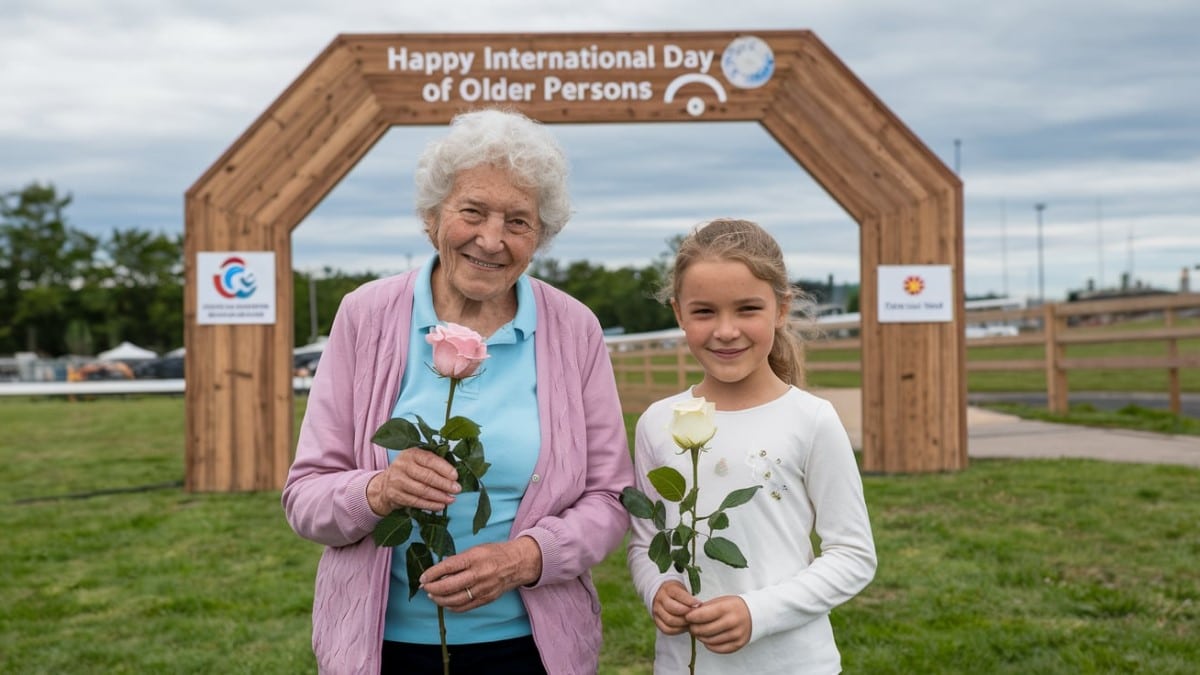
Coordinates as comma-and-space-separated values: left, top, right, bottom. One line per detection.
283, 109, 634, 674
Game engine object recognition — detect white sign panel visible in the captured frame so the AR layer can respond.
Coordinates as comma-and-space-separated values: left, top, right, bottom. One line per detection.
877, 265, 954, 323
196, 252, 277, 325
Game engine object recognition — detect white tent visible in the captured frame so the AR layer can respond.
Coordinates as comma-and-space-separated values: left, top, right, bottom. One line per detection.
98, 341, 158, 362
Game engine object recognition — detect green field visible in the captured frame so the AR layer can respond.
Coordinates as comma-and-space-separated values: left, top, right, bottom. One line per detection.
3, 396, 1199, 674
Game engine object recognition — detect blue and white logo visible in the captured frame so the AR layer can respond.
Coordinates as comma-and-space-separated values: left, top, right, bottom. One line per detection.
721, 36, 775, 89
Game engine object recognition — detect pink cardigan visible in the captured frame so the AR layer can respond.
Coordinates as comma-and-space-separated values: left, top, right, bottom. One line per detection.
282, 270, 634, 674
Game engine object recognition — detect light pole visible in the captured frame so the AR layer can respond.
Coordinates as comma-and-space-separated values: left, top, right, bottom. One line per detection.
1035, 203, 1047, 304
308, 270, 319, 344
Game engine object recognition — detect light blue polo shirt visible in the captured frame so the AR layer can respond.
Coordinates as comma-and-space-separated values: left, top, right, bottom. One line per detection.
383, 255, 540, 644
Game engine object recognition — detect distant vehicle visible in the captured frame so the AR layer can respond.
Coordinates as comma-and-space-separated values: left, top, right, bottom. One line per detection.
74, 362, 135, 380
133, 356, 185, 379
294, 351, 321, 376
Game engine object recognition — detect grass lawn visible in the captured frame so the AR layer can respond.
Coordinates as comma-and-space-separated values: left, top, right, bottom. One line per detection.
3, 396, 1198, 673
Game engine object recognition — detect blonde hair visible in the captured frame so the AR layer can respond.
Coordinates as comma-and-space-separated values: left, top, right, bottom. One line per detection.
663, 218, 812, 387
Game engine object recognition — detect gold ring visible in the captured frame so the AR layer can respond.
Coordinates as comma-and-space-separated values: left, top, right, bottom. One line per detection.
465, 587, 474, 601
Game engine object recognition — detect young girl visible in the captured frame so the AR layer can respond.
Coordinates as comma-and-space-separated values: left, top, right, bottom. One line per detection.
627, 218, 877, 674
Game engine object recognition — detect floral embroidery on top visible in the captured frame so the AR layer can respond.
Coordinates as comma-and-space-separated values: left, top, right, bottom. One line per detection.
746, 449, 789, 500
714, 457, 729, 477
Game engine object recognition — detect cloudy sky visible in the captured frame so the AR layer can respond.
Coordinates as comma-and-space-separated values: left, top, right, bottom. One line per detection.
3, 0, 1198, 302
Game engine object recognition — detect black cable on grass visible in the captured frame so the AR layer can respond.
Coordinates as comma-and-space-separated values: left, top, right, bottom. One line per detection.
13, 480, 184, 504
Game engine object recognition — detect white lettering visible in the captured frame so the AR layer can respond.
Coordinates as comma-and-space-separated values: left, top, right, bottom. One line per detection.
484, 45, 655, 71
458, 77, 536, 102
543, 76, 653, 102
421, 78, 454, 102
663, 45, 715, 73
386, 46, 474, 75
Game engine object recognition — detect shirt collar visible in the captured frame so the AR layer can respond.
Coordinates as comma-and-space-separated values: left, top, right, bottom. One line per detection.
413, 254, 536, 341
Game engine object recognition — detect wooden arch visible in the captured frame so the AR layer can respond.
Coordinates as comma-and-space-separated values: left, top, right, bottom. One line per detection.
184, 30, 966, 491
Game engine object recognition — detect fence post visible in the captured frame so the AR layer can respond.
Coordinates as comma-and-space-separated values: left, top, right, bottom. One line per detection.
1165, 307, 1182, 415
640, 347, 652, 392
675, 341, 689, 390
1044, 303, 1069, 414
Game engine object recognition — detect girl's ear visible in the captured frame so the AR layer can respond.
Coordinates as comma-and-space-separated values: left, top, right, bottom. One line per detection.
776, 293, 792, 328
671, 298, 684, 327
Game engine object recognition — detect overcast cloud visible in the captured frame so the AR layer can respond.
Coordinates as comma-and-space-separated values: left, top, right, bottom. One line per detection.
2, 0, 1197, 301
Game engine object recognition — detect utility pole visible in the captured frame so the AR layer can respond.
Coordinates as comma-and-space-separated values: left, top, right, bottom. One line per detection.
1035, 203, 1047, 304
953, 138, 961, 174
308, 271, 319, 344
1001, 199, 1009, 298
1096, 198, 1105, 289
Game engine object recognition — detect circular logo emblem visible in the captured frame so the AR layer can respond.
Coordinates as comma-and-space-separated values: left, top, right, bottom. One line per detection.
721, 36, 775, 89
213, 256, 258, 299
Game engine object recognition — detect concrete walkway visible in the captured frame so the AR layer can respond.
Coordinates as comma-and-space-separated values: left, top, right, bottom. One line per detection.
811, 388, 1200, 468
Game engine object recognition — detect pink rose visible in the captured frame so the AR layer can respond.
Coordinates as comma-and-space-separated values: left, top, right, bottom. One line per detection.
426, 322, 489, 379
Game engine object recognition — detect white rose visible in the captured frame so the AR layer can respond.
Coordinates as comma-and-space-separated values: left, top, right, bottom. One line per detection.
670, 397, 717, 450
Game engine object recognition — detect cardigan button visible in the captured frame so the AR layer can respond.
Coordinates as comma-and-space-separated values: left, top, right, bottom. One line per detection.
530, 473, 541, 483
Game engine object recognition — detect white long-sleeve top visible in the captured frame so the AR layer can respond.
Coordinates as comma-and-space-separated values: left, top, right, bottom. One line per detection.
627, 386, 877, 674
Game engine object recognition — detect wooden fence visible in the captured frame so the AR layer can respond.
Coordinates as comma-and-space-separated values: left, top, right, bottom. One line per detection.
608, 293, 1200, 415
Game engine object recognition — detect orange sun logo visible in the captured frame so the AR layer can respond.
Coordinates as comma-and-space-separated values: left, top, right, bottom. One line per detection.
903, 275, 925, 295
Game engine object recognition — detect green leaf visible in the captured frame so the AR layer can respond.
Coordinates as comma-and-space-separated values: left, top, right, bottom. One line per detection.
420, 521, 456, 558
451, 436, 482, 462
442, 415, 481, 440
372, 510, 414, 547
687, 565, 701, 594
473, 484, 491, 534
461, 452, 491, 483
455, 443, 490, 493
671, 523, 694, 546
704, 536, 749, 568
719, 485, 762, 510
405, 543, 434, 599
649, 532, 671, 573
647, 466, 687, 502
620, 487, 655, 519
414, 415, 438, 444
680, 487, 697, 513
371, 418, 423, 451
671, 546, 690, 572
708, 511, 730, 530
407, 509, 442, 527
652, 500, 667, 530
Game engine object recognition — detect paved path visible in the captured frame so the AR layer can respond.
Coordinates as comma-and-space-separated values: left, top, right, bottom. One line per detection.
811, 388, 1200, 468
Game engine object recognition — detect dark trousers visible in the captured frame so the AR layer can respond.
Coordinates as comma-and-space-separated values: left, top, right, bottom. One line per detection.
381, 635, 546, 674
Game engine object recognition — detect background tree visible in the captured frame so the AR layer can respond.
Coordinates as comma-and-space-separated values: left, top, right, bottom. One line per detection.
292, 267, 382, 347
96, 228, 184, 353
0, 182, 98, 354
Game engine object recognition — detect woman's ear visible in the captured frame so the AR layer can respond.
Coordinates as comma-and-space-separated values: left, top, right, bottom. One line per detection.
423, 215, 439, 246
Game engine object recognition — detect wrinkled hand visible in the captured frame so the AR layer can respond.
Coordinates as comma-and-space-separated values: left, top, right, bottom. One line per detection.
687, 595, 752, 654
652, 581, 700, 636
367, 448, 460, 515
419, 537, 543, 612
